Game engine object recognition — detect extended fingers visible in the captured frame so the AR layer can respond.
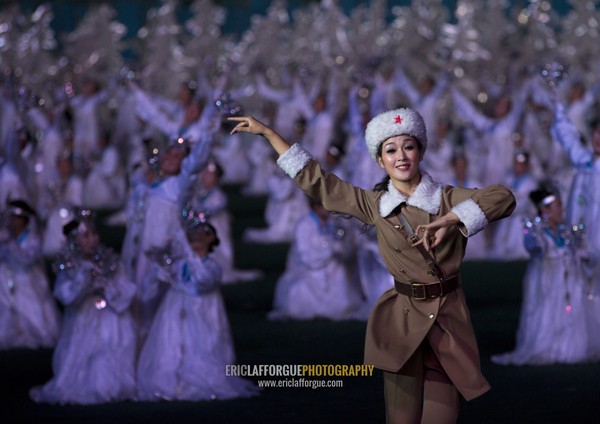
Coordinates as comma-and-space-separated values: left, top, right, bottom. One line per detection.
412, 226, 435, 251
228, 117, 250, 134
428, 236, 439, 250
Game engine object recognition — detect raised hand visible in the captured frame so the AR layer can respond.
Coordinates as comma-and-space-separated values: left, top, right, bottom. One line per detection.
227, 116, 270, 136
227, 116, 292, 155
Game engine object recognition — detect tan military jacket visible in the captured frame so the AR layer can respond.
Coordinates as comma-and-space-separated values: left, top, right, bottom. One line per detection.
278, 144, 516, 400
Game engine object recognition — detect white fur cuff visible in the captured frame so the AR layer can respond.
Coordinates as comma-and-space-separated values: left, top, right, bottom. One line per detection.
277, 143, 313, 178
452, 199, 488, 236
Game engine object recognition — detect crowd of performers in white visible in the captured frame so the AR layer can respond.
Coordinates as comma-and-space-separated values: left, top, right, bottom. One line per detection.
1, 0, 600, 405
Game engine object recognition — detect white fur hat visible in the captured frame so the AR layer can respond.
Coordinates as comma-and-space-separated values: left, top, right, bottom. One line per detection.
365, 108, 428, 161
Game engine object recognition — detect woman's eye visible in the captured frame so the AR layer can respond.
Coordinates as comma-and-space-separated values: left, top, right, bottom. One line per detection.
385, 148, 396, 154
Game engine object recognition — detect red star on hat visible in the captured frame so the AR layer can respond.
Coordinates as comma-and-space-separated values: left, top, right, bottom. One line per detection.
394, 115, 402, 124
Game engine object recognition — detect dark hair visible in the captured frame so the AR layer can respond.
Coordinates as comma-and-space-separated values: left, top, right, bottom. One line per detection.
186, 221, 220, 253
373, 175, 391, 192
7, 199, 36, 218
62, 220, 80, 237
529, 181, 560, 214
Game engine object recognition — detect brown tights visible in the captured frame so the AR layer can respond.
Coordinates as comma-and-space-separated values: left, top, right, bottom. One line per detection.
383, 342, 460, 424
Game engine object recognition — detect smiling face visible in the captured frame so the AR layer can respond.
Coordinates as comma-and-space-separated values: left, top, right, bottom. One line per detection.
377, 135, 423, 192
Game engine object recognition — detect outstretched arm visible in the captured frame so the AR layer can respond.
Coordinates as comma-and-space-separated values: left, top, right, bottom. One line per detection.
228, 116, 291, 156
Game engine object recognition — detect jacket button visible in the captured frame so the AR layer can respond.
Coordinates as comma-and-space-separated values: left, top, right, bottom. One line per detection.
399, 269, 406, 273
428, 313, 435, 319
427, 270, 436, 276
394, 248, 400, 252
403, 307, 409, 315
394, 225, 400, 229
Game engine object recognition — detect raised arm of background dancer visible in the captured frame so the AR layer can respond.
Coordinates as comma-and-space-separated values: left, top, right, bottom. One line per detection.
130, 82, 179, 137
307, 75, 323, 107
529, 76, 555, 110
503, 77, 534, 129
450, 86, 493, 131
551, 102, 594, 166
582, 80, 600, 109
228, 116, 291, 156
326, 69, 340, 116
393, 65, 420, 106
180, 76, 226, 145
25, 106, 50, 133
151, 93, 181, 119
196, 67, 214, 99
348, 84, 364, 140
177, 112, 221, 209
256, 74, 290, 104
370, 72, 388, 115
430, 69, 450, 100
293, 77, 315, 120
4, 129, 27, 179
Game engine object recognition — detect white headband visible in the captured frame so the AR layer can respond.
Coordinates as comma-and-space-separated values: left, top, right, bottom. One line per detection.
540, 195, 556, 206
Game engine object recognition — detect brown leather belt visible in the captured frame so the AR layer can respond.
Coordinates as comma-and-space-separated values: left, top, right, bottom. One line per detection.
394, 275, 460, 300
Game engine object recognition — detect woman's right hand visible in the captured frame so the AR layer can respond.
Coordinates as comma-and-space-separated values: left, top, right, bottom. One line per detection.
228, 116, 292, 155
228, 116, 271, 136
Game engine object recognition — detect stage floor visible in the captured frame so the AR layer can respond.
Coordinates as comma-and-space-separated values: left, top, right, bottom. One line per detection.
3, 260, 599, 424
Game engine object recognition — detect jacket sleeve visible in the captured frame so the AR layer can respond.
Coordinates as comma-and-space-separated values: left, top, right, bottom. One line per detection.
276, 144, 378, 225
450, 185, 516, 236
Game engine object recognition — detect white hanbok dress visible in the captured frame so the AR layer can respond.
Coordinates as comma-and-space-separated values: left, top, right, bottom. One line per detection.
0, 229, 61, 349
30, 248, 137, 404
191, 185, 261, 284
491, 222, 590, 365
70, 90, 108, 161
82, 144, 127, 210
268, 210, 363, 320
41, 176, 84, 258
551, 104, 600, 282
124, 125, 216, 342
136, 243, 259, 401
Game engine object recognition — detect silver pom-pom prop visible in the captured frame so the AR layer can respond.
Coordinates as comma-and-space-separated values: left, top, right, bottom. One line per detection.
540, 61, 567, 87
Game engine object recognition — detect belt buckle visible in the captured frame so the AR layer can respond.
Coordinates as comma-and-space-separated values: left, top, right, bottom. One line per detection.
408, 234, 419, 244
411, 283, 427, 300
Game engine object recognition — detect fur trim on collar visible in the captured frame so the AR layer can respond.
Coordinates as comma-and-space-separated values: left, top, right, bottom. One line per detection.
378, 173, 443, 217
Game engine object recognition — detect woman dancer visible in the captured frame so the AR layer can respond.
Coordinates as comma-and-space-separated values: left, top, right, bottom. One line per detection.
228, 107, 515, 423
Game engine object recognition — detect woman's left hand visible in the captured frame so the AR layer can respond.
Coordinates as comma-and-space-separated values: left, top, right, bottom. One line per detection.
413, 212, 459, 251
